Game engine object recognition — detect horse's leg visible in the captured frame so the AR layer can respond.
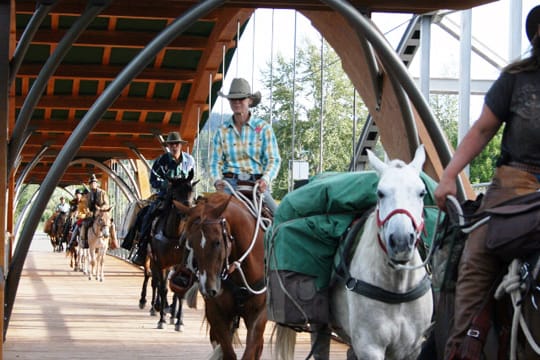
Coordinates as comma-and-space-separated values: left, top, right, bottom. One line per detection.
156, 268, 168, 329
240, 300, 267, 360
88, 248, 96, 280
139, 266, 150, 309
150, 271, 158, 316
170, 294, 177, 325
98, 248, 105, 281
310, 323, 331, 360
175, 296, 184, 332
206, 301, 236, 359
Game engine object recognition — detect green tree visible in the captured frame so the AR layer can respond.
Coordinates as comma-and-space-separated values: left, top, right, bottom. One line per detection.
255, 39, 368, 199
429, 93, 500, 184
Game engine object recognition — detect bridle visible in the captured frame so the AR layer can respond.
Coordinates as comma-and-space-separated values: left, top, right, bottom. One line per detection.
192, 212, 266, 295
375, 207, 425, 255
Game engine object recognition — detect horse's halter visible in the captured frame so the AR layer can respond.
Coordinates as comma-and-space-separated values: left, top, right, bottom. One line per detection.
376, 207, 424, 254
192, 217, 234, 280
91, 212, 110, 238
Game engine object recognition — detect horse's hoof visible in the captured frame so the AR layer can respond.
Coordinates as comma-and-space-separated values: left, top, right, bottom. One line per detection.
175, 324, 184, 332
157, 322, 164, 329
139, 302, 146, 310
150, 309, 156, 316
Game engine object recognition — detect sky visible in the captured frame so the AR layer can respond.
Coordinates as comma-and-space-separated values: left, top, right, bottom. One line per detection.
212, 0, 537, 123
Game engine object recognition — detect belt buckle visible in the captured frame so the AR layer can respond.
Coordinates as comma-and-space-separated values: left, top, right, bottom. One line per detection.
238, 173, 251, 181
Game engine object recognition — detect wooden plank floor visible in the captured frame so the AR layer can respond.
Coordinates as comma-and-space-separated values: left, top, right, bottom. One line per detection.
4, 233, 348, 359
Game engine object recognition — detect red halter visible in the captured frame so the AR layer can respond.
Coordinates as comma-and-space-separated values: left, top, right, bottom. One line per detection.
376, 207, 425, 254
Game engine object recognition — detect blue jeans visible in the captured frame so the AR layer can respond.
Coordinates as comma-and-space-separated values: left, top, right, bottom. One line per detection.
223, 178, 278, 213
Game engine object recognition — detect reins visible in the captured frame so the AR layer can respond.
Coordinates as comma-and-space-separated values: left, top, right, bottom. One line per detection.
200, 182, 268, 295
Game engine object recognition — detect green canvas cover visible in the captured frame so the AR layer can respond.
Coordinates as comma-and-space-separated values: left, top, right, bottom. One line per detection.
265, 171, 439, 290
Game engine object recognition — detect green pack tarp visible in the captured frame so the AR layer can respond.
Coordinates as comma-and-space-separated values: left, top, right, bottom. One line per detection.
265, 171, 439, 290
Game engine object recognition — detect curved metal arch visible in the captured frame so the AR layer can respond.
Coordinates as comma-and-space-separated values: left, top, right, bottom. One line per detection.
8, 0, 57, 86
67, 158, 137, 203
114, 160, 142, 200
4, 0, 224, 334
14, 143, 50, 202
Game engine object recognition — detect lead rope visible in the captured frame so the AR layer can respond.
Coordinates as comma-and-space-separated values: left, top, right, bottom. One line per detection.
495, 259, 540, 360
221, 181, 268, 295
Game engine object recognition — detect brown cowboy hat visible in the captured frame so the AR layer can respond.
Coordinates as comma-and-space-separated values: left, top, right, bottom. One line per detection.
88, 174, 99, 184
165, 131, 187, 144
526, 5, 540, 42
218, 78, 261, 108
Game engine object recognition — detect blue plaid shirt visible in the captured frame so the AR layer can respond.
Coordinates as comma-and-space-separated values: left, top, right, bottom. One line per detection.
150, 151, 195, 194
210, 115, 281, 184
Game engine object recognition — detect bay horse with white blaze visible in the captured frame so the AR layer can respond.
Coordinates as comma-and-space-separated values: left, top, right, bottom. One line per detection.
274, 145, 433, 360
175, 191, 267, 359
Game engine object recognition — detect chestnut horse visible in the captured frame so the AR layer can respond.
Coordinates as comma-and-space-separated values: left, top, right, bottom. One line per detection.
176, 192, 267, 359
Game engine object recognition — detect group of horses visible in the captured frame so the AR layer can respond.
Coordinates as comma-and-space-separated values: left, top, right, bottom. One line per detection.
111, 146, 540, 359
44, 199, 115, 282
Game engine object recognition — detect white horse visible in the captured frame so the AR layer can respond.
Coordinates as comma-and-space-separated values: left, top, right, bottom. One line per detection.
87, 207, 112, 282
275, 145, 433, 360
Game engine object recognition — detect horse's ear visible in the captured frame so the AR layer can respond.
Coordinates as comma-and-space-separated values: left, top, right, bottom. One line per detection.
187, 169, 194, 181
409, 144, 426, 173
367, 149, 387, 174
193, 179, 200, 187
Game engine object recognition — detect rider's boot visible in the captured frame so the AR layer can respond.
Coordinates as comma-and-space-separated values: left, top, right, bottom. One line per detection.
132, 238, 147, 266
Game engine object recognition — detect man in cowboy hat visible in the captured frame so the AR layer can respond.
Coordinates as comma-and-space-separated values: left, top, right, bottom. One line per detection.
131, 131, 196, 266
211, 77, 281, 212
79, 174, 110, 248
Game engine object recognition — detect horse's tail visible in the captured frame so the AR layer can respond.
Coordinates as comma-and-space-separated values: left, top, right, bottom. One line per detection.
208, 345, 222, 360
185, 281, 198, 309
272, 324, 296, 360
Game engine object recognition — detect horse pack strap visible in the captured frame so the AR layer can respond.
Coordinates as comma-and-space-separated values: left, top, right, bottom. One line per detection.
485, 191, 540, 261
345, 274, 431, 304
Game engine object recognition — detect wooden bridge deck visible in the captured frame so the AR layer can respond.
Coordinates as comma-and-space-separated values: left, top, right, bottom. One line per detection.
4, 233, 348, 359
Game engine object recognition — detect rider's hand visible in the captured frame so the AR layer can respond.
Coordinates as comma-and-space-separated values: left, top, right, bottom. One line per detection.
256, 179, 267, 193
434, 176, 457, 211
214, 180, 225, 192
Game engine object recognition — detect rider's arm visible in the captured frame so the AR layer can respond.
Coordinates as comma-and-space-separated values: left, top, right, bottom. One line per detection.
434, 104, 502, 209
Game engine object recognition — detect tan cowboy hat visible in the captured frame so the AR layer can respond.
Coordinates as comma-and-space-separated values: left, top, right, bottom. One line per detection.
165, 131, 187, 144
218, 78, 261, 108
526, 5, 540, 42
88, 174, 98, 184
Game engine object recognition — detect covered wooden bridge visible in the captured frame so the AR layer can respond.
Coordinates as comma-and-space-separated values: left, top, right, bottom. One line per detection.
0, 0, 494, 357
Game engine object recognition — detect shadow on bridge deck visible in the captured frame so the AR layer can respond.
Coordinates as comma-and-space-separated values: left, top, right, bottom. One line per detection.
4, 233, 348, 359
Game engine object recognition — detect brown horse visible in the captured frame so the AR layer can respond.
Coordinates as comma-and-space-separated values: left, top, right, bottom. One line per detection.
148, 171, 198, 329
423, 195, 540, 360
176, 192, 267, 359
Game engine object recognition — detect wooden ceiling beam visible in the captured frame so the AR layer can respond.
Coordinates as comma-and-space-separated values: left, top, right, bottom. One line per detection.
23, 134, 163, 150
16, 29, 221, 51
16, 95, 186, 112
17, 64, 196, 82
15, 0, 496, 16
15, 1, 218, 21
28, 119, 181, 135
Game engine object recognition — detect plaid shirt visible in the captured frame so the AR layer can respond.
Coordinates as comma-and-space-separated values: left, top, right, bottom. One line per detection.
150, 151, 195, 192
210, 115, 281, 184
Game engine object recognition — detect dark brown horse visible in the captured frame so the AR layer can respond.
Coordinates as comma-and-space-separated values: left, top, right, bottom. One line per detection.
176, 192, 267, 359
148, 170, 198, 329
423, 195, 540, 360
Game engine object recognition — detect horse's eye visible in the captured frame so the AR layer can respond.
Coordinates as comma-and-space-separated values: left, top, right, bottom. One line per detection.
212, 241, 220, 250
377, 190, 385, 199
419, 189, 427, 198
